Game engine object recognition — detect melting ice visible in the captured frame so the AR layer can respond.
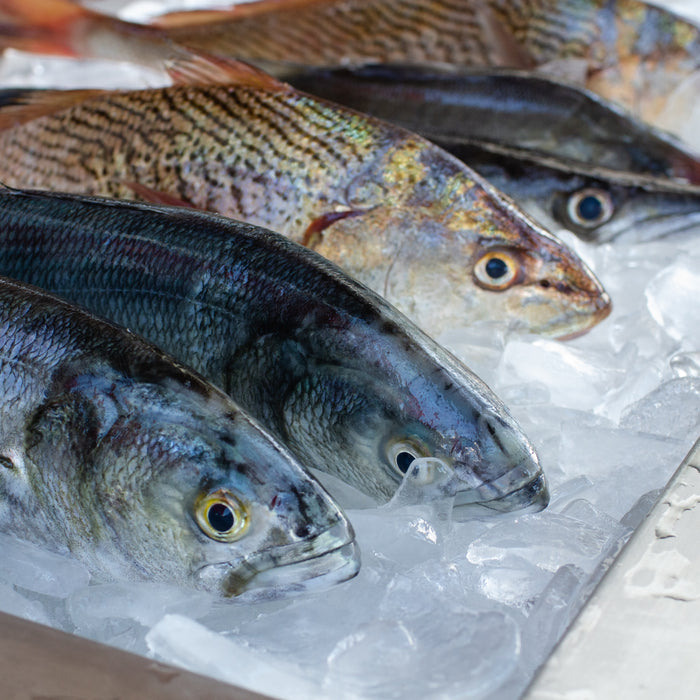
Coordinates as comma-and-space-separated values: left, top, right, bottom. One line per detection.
1, 1, 700, 698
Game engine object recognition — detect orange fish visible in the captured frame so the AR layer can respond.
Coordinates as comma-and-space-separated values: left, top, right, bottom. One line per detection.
0, 0, 698, 133
0, 54, 610, 339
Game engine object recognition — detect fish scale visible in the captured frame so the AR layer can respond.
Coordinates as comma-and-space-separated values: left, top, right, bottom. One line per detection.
0, 71, 611, 339
0, 186, 551, 512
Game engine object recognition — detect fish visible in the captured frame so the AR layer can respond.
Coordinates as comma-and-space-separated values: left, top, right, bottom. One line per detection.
283, 65, 700, 186
0, 186, 550, 514
0, 273, 359, 599
0, 55, 611, 340
446, 144, 700, 244
0, 0, 698, 135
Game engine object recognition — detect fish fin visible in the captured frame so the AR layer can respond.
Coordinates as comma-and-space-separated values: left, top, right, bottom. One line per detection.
0, 87, 105, 130
476, 5, 535, 69
125, 182, 196, 209
152, 0, 319, 28
302, 210, 365, 248
0, 0, 103, 56
165, 50, 289, 92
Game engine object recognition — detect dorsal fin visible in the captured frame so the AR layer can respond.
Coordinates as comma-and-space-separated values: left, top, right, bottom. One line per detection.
165, 51, 290, 92
0, 88, 105, 130
152, 0, 327, 28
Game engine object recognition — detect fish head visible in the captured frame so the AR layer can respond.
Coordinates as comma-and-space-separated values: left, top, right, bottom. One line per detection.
314, 140, 611, 339
26, 371, 358, 598
285, 322, 548, 515
549, 174, 700, 244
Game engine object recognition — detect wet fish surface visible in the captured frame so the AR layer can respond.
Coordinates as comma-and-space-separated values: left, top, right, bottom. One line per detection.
0, 187, 550, 514
0, 273, 359, 598
445, 144, 700, 244
284, 65, 700, 185
1, 0, 698, 133
0, 61, 610, 340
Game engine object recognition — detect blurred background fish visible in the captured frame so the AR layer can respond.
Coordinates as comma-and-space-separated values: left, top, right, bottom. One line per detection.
1, 0, 698, 140
283, 65, 700, 185
0, 275, 359, 598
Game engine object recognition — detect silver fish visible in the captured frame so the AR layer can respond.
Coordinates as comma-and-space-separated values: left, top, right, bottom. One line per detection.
447, 143, 700, 243
0, 187, 549, 514
0, 274, 358, 598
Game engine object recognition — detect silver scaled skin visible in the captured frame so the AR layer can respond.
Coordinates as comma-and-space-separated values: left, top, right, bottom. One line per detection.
0, 189, 549, 515
0, 275, 358, 598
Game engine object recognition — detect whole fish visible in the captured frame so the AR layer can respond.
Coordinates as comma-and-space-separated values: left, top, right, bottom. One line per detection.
0, 275, 359, 598
0, 57, 611, 340
0, 186, 550, 514
0, 0, 698, 135
450, 144, 700, 244
284, 65, 700, 186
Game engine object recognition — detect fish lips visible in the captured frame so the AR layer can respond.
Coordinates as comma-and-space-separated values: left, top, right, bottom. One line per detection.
195, 521, 360, 599
451, 463, 550, 519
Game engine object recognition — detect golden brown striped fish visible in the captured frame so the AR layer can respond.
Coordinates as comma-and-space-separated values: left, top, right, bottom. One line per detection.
0, 56, 610, 339
0, 0, 698, 134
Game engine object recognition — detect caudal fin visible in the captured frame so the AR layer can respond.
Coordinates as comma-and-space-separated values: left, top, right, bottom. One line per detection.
0, 0, 102, 56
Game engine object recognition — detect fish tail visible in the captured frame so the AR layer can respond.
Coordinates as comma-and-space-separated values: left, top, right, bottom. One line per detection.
0, 0, 130, 58
0, 0, 93, 56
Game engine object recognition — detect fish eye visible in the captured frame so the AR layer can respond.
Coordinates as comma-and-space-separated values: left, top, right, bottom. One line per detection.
194, 488, 249, 542
386, 440, 426, 477
473, 250, 519, 291
566, 188, 614, 229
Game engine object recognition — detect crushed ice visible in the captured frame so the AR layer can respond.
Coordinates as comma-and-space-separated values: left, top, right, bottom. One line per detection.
1, 1, 700, 698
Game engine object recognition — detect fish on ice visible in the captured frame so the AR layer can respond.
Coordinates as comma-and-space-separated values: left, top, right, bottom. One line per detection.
0, 186, 551, 514
0, 274, 359, 598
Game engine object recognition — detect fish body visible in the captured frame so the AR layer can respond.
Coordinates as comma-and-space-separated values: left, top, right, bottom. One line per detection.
451, 145, 700, 243
0, 274, 359, 598
0, 72, 610, 339
0, 187, 550, 513
0, 0, 698, 132
284, 65, 700, 185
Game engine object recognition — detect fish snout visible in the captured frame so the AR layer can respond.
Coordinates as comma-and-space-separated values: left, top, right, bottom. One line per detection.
449, 414, 548, 514
202, 518, 360, 599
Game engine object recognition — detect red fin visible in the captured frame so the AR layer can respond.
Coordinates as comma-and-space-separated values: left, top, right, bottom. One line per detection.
152, 0, 325, 28
303, 210, 364, 247
0, 88, 105, 130
0, 0, 99, 56
166, 50, 289, 92
125, 182, 196, 209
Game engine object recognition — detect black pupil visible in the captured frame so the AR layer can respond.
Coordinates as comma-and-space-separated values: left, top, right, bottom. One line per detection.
576, 195, 603, 221
208, 503, 235, 532
396, 451, 416, 474
485, 257, 508, 279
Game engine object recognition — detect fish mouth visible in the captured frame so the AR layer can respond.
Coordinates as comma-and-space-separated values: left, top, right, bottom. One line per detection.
452, 465, 549, 518
197, 521, 360, 599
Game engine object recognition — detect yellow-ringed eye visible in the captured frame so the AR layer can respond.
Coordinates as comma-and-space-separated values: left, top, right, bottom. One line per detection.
566, 188, 614, 229
473, 250, 520, 291
194, 488, 249, 542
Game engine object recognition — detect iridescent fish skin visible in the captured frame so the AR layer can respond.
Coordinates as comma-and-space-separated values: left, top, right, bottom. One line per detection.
0, 0, 697, 132
450, 145, 700, 244
0, 274, 358, 598
0, 187, 550, 514
0, 76, 610, 339
284, 65, 700, 185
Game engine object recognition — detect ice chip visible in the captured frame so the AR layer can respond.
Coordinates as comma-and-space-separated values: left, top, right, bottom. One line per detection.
0, 584, 51, 625
646, 252, 700, 345
0, 534, 90, 598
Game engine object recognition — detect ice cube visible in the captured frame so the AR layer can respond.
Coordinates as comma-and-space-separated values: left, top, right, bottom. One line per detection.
0, 534, 90, 598
620, 377, 700, 439
146, 614, 323, 699
646, 251, 700, 346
